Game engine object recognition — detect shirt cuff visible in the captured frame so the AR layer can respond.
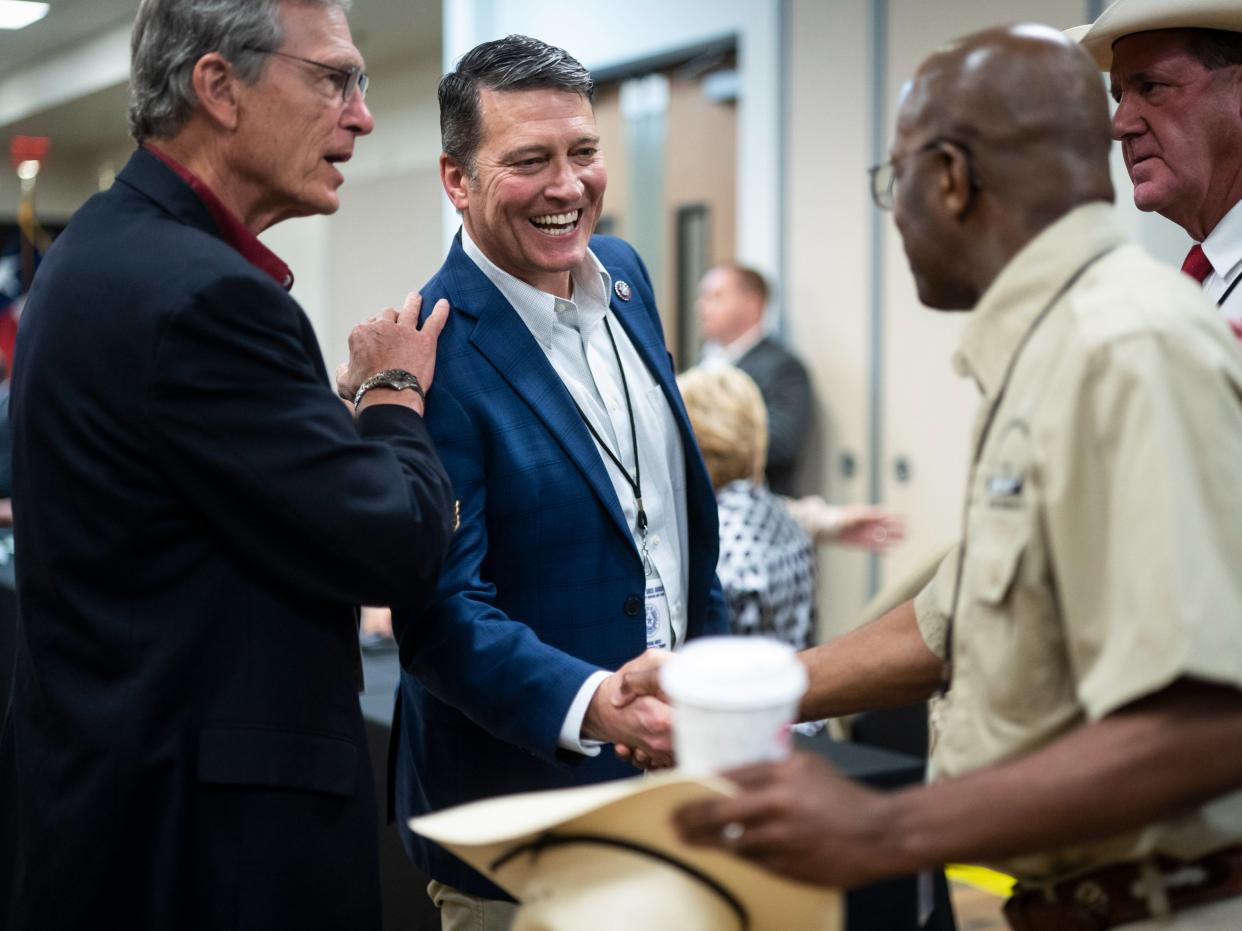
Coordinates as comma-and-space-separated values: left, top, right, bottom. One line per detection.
558, 669, 611, 756
913, 546, 959, 662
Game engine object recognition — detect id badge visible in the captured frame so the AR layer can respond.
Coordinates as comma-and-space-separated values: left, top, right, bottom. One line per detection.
644, 576, 671, 650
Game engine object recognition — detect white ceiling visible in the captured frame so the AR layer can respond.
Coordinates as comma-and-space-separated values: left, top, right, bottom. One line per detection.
0, 0, 441, 152
0, 0, 135, 80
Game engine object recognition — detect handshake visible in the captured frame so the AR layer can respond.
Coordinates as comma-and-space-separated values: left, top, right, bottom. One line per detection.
581, 638, 808, 772
582, 648, 678, 769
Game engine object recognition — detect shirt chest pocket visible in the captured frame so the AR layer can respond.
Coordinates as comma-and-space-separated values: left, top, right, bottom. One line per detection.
967, 418, 1038, 606
970, 514, 1027, 606
961, 504, 1073, 729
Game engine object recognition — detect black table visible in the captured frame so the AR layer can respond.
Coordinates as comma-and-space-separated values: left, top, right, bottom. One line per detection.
360, 643, 441, 930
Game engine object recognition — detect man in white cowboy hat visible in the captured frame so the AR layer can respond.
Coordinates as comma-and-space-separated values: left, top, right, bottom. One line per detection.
1071, 0, 1242, 329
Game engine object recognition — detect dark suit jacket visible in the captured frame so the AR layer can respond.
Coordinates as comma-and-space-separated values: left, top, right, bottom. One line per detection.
391, 234, 728, 898
736, 335, 813, 496
0, 148, 455, 930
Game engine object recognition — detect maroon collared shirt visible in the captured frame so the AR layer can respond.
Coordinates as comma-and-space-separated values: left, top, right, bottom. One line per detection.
145, 144, 294, 291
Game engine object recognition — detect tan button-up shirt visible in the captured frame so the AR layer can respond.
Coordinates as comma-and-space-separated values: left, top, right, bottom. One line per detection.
914, 202, 1242, 881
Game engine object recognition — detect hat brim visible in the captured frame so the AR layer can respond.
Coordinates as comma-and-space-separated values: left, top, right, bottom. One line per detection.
1068, 0, 1242, 70
410, 770, 842, 931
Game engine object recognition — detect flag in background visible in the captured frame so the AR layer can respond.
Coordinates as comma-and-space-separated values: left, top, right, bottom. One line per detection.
0, 231, 35, 377
4, 135, 52, 378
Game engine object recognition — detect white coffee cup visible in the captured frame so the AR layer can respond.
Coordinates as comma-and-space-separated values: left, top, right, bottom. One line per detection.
659, 636, 808, 775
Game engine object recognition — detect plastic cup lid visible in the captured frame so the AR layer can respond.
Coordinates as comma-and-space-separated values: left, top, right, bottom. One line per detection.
660, 636, 808, 711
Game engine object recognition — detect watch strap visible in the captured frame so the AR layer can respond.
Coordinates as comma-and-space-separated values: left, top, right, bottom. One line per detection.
353, 368, 425, 409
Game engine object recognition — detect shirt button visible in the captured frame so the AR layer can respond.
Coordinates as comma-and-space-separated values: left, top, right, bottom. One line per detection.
624, 595, 642, 617
651, 534, 661, 546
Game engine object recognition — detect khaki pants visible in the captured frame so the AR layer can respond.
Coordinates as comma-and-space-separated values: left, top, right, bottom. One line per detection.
427, 880, 519, 931
1115, 895, 1242, 929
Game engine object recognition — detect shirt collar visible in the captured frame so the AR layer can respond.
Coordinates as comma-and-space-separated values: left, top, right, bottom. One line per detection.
144, 144, 294, 291
460, 225, 612, 348
700, 324, 765, 366
1201, 197, 1242, 285
721, 323, 765, 362
956, 202, 1124, 397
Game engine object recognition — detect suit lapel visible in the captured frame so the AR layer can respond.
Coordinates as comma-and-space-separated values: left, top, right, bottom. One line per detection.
442, 241, 634, 548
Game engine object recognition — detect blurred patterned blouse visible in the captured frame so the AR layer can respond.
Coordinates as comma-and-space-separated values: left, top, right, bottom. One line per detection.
715, 479, 816, 649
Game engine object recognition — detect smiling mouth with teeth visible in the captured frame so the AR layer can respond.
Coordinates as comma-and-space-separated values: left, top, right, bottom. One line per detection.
530, 209, 582, 236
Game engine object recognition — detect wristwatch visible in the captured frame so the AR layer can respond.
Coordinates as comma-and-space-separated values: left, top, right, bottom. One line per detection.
353, 369, 425, 409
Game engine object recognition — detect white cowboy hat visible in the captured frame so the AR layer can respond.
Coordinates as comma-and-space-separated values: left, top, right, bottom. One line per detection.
408, 771, 842, 931
1068, 0, 1242, 70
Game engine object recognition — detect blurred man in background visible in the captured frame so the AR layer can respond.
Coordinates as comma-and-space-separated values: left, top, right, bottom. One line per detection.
696, 263, 904, 553
697, 263, 811, 495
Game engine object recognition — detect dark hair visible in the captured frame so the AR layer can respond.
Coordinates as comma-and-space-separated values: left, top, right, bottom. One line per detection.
439, 34, 594, 176
722, 264, 770, 305
1183, 28, 1242, 70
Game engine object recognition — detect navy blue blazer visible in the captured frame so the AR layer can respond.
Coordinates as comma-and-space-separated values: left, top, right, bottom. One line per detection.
391, 233, 728, 897
0, 148, 455, 930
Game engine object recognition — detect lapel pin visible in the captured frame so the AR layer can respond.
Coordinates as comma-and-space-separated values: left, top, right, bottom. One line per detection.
614, 280, 632, 302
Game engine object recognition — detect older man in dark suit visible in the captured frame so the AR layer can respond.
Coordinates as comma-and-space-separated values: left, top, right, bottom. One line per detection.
0, 1, 454, 928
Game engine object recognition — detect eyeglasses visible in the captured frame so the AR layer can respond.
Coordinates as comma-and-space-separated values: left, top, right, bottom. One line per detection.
868, 138, 978, 210
247, 48, 369, 103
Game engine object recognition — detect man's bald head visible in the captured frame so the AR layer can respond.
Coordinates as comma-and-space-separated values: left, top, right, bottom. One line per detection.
904, 24, 1114, 221
890, 25, 1115, 309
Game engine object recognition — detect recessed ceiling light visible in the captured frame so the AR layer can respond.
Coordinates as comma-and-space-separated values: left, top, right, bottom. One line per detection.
0, 1, 50, 31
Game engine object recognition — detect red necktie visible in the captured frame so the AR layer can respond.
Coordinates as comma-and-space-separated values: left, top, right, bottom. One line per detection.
1186, 245, 1242, 345
1181, 244, 1213, 284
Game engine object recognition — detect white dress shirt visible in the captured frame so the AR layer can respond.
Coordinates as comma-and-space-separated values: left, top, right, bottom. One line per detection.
1199, 198, 1242, 324
699, 322, 765, 368
462, 228, 689, 755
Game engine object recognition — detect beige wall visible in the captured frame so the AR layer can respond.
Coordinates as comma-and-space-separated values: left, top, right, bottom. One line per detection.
787, 0, 876, 635
788, 0, 1098, 639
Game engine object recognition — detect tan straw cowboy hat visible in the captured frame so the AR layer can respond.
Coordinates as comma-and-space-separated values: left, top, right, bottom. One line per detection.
409, 771, 842, 931
1068, 0, 1242, 69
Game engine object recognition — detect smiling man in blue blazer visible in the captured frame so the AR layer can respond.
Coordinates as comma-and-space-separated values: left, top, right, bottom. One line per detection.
391, 35, 728, 929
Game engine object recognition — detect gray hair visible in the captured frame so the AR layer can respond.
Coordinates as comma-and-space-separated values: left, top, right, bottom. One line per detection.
128, 0, 351, 143
439, 34, 594, 177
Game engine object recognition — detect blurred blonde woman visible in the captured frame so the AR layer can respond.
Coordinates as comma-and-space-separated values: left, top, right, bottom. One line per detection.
678, 366, 817, 648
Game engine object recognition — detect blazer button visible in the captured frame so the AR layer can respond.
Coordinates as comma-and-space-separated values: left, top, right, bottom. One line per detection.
624, 595, 642, 616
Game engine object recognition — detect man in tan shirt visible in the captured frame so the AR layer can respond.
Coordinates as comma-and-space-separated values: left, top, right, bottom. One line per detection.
654, 24, 1242, 930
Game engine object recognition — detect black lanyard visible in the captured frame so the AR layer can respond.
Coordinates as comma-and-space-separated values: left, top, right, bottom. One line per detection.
1217, 273, 1242, 308
571, 318, 649, 545
940, 246, 1116, 694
